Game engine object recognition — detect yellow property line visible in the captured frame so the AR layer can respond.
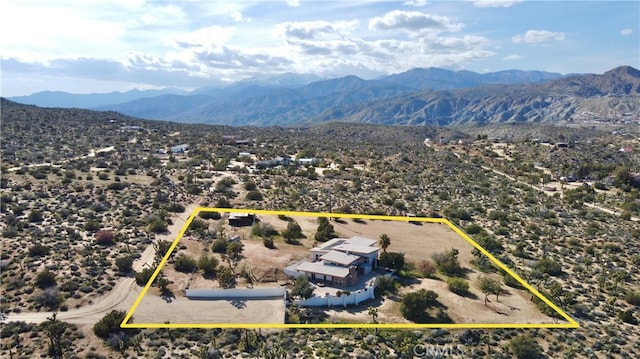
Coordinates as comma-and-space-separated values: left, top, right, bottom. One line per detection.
121, 208, 579, 329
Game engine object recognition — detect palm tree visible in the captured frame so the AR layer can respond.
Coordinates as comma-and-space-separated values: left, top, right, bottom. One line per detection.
379, 234, 391, 252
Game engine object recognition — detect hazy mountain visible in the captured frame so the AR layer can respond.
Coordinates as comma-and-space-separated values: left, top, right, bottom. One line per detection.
375, 67, 563, 91
308, 66, 640, 126
7, 66, 637, 127
7, 88, 187, 109
237, 72, 325, 88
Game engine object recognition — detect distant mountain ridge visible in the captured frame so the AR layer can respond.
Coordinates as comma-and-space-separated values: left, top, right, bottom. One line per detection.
7, 66, 638, 127
7, 88, 188, 109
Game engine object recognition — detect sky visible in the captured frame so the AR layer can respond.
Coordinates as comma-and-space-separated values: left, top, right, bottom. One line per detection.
1, 0, 638, 96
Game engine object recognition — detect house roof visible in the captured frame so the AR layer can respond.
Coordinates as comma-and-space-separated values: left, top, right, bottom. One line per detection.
296, 261, 350, 278
347, 236, 377, 247
320, 250, 360, 266
311, 238, 345, 252
333, 244, 379, 255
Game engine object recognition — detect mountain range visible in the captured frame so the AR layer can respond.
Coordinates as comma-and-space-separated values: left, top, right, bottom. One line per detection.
7, 66, 639, 126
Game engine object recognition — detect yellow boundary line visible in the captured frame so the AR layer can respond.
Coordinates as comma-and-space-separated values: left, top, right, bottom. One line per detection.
121, 208, 579, 329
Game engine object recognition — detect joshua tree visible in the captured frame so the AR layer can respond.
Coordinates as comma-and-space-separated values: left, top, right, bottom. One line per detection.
379, 234, 391, 252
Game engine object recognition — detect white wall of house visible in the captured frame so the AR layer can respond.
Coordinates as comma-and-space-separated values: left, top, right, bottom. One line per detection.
294, 282, 376, 307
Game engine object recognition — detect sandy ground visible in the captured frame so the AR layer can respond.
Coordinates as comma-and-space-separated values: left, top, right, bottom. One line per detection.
131, 293, 285, 324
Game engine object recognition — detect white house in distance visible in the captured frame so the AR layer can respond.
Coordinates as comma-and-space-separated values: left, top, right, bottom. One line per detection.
286, 236, 379, 286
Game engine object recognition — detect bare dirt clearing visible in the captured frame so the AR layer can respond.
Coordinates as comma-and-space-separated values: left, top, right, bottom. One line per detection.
131, 291, 285, 324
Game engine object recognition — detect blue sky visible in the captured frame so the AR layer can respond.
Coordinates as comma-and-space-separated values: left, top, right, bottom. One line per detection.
1, 0, 638, 96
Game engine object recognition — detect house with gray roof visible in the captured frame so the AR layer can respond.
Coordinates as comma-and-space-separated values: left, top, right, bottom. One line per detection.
287, 236, 379, 286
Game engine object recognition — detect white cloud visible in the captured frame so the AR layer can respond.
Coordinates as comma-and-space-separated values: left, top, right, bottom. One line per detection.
403, 0, 429, 7
286, 0, 300, 7
231, 11, 251, 23
368, 10, 463, 33
470, 0, 523, 8
620, 28, 633, 36
278, 20, 358, 40
169, 26, 236, 49
512, 30, 565, 44
502, 54, 522, 61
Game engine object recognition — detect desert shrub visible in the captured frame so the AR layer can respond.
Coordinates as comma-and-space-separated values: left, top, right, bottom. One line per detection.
197, 255, 218, 276
95, 230, 115, 245
28, 209, 44, 223
400, 289, 438, 322
35, 287, 63, 309
625, 291, 640, 306
618, 309, 638, 325
431, 248, 464, 277
263, 237, 275, 249
282, 221, 304, 241
115, 256, 134, 273
374, 275, 398, 297
84, 220, 101, 232
379, 252, 405, 271
174, 254, 197, 273
418, 260, 436, 278
93, 310, 127, 339
245, 190, 263, 201
29, 244, 50, 257
211, 238, 228, 253
148, 218, 168, 233
533, 258, 562, 276
199, 211, 221, 220
447, 277, 470, 296
291, 276, 314, 299
509, 335, 542, 359
135, 268, 154, 286
36, 269, 57, 288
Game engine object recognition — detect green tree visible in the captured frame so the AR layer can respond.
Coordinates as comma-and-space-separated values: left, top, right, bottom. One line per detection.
379, 233, 391, 252
431, 248, 464, 277
217, 266, 235, 288
291, 275, 314, 299
476, 275, 502, 305
282, 221, 304, 243
314, 217, 335, 242
226, 241, 244, 266
400, 289, 438, 323
198, 255, 218, 277
379, 252, 405, 270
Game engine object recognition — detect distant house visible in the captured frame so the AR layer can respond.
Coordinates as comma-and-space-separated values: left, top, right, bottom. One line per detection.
297, 158, 317, 166
274, 156, 291, 166
620, 146, 634, 153
119, 125, 142, 132
287, 236, 379, 286
256, 155, 292, 168
228, 213, 256, 227
170, 144, 189, 153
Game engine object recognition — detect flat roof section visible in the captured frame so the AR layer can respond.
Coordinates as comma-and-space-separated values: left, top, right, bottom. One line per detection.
333, 244, 379, 255
320, 250, 360, 266
296, 262, 351, 279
